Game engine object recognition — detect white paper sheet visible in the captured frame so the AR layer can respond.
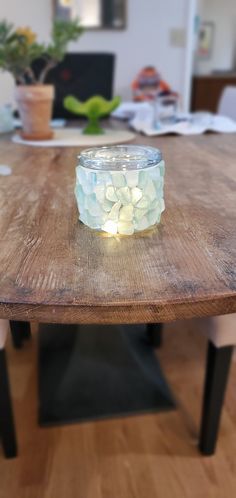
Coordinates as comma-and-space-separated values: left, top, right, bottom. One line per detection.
130, 111, 236, 136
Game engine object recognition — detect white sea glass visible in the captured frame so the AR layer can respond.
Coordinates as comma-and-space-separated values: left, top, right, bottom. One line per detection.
75, 145, 165, 235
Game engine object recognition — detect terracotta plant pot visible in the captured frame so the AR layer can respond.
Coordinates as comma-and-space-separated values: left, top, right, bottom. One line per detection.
15, 85, 55, 140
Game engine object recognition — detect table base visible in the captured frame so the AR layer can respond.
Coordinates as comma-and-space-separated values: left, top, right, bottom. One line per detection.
38, 323, 175, 426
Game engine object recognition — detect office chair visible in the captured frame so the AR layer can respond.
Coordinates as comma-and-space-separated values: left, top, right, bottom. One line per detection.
0, 320, 17, 458
218, 86, 236, 120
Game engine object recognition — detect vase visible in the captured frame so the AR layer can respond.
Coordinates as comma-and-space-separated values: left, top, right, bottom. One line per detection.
14, 85, 55, 140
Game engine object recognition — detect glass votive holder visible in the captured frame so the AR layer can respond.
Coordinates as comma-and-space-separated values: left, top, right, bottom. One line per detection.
0, 105, 14, 134
75, 145, 165, 235
154, 94, 178, 127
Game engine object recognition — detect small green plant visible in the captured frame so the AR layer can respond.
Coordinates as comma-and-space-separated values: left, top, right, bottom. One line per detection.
64, 95, 121, 134
0, 19, 83, 84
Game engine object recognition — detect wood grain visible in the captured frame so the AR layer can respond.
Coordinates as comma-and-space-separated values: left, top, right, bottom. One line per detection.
2, 321, 236, 497
0, 132, 235, 323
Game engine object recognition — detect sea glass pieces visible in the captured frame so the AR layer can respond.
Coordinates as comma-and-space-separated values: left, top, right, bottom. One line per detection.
75, 145, 165, 235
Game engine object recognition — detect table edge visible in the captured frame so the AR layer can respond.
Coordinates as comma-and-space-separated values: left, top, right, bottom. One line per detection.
0, 294, 235, 324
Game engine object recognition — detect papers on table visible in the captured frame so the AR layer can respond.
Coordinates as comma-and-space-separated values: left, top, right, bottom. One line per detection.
111, 102, 152, 121
131, 112, 236, 136
112, 102, 236, 136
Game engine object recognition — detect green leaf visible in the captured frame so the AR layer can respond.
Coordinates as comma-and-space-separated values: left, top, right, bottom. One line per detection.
49, 18, 83, 63
0, 18, 83, 83
0, 20, 14, 44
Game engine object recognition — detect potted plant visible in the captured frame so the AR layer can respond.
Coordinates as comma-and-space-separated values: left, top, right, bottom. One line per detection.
0, 19, 83, 140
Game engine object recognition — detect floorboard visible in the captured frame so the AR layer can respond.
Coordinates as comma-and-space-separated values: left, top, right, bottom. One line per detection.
1, 320, 236, 498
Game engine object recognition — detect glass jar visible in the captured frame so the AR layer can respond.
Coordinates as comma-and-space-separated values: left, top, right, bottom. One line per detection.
0, 105, 14, 134
154, 95, 178, 127
75, 145, 165, 235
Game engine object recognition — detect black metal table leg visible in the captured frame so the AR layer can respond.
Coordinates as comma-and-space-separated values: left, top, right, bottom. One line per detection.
0, 349, 17, 458
10, 321, 31, 349
147, 323, 163, 348
199, 341, 233, 456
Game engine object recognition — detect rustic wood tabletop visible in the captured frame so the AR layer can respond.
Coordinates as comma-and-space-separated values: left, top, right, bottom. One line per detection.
0, 131, 235, 323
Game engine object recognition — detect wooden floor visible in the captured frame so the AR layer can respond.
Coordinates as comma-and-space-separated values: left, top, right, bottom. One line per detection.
1, 320, 236, 498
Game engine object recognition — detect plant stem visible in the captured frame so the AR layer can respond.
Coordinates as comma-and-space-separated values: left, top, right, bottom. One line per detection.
24, 66, 37, 84
16, 74, 26, 85
38, 59, 57, 83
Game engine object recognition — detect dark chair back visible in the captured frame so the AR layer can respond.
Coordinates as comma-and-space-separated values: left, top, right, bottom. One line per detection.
32, 53, 115, 119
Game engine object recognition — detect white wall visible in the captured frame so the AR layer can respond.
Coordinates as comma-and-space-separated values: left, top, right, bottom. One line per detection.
0, 0, 191, 109
196, 0, 236, 74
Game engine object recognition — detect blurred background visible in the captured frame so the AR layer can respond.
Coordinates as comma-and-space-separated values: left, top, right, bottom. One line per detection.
2, 0, 236, 116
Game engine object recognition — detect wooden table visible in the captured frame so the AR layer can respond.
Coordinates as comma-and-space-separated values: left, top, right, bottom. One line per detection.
0, 132, 236, 457
0, 133, 235, 323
